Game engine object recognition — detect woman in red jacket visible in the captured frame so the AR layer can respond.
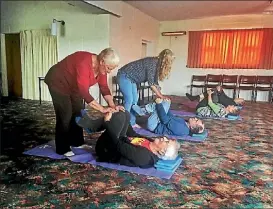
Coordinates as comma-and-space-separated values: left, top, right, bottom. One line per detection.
45, 48, 123, 155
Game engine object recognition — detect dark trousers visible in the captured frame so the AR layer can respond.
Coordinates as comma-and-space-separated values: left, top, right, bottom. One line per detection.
49, 88, 84, 154
95, 111, 130, 162
196, 89, 236, 109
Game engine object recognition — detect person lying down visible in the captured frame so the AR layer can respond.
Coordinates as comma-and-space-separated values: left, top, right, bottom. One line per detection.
186, 85, 244, 107
132, 98, 205, 136
186, 87, 241, 118
77, 111, 180, 168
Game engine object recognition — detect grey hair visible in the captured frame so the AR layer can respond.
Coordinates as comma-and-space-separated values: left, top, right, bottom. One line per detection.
98, 47, 120, 66
160, 141, 181, 160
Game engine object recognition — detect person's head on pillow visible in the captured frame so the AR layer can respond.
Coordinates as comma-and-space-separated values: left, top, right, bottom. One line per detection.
225, 105, 240, 116
188, 117, 205, 134
150, 137, 180, 160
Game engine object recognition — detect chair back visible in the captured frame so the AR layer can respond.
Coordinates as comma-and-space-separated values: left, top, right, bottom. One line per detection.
206, 74, 222, 83
256, 76, 273, 85
238, 75, 257, 86
192, 75, 206, 82
222, 75, 238, 84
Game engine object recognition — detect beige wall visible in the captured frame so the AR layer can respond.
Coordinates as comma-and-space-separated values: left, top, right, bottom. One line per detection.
110, 2, 160, 68
158, 14, 273, 101
108, 1, 160, 97
1, 1, 110, 60
1, 1, 110, 102
1, 1, 160, 102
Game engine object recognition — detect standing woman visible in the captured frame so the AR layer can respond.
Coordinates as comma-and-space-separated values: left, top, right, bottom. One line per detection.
45, 48, 124, 155
117, 49, 175, 127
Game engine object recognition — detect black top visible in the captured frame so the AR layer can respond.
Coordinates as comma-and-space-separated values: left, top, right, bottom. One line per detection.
95, 113, 159, 168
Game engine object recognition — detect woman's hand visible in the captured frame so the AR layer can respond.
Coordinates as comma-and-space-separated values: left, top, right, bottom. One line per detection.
101, 107, 117, 113
155, 98, 163, 104
115, 105, 125, 112
104, 112, 113, 121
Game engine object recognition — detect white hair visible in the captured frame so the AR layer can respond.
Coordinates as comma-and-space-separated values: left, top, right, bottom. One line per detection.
98, 47, 120, 66
160, 141, 180, 160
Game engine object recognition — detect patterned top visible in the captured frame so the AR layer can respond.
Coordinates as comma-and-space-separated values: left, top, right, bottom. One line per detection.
196, 102, 227, 118
117, 57, 159, 86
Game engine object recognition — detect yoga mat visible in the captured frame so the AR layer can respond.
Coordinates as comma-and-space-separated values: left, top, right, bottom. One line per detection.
170, 110, 242, 120
133, 127, 208, 142
23, 141, 181, 179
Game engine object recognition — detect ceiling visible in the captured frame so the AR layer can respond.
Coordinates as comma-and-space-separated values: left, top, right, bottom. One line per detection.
125, 1, 272, 21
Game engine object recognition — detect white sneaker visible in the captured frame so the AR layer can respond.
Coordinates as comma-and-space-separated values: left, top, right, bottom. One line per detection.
75, 144, 92, 149
63, 151, 75, 157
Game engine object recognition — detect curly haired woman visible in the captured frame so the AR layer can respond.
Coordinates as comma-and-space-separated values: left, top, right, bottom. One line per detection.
117, 49, 175, 127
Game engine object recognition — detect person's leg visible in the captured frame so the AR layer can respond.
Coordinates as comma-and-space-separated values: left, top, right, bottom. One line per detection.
120, 111, 130, 137
96, 111, 127, 162
130, 82, 139, 125
131, 101, 156, 116
117, 73, 136, 125
69, 95, 84, 147
75, 111, 104, 133
147, 100, 171, 131
217, 89, 237, 107
48, 88, 72, 155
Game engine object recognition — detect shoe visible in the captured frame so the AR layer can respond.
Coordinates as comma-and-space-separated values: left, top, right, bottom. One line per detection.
64, 151, 75, 157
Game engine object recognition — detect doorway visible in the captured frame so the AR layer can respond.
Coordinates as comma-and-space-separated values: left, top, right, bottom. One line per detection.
141, 41, 147, 58
5, 33, 22, 98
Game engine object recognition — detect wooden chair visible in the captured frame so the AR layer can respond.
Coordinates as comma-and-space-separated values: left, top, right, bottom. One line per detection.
137, 82, 151, 105
112, 76, 124, 105
237, 75, 257, 102
205, 74, 223, 90
254, 76, 273, 103
221, 75, 238, 99
190, 75, 206, 94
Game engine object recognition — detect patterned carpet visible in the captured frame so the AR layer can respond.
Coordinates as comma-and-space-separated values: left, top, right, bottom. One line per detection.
1, 96, 273, 208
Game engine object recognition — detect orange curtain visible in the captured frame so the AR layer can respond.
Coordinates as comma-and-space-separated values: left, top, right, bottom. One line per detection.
187, 28, 273, 69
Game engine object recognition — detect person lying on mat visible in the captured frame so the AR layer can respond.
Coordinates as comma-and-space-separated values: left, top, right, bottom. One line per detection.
132, 98, 205, 136
79, 110, 181, 168
186, 85, 244, 107
186, 89, 240, 118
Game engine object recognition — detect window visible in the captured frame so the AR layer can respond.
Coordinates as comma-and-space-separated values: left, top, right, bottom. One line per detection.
187, 28, 273, 69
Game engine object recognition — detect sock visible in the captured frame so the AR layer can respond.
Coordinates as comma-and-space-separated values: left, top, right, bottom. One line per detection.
186, 93, 200, 101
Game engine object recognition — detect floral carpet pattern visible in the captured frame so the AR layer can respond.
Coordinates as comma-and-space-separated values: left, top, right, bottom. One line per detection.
1, 96, 273, 208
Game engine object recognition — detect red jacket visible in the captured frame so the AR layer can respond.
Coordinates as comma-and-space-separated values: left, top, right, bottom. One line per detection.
45, 51, 111, 103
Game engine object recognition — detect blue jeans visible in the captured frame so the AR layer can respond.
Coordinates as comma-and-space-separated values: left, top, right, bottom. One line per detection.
147, 101, 171, 131
117, 73, 139, 125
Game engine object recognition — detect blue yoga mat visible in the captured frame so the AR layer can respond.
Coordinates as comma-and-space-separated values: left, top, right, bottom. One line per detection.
23, 141, 182, 179
133, 127, 208, 142
170, 110, 242, 120
155, 156, 183, 170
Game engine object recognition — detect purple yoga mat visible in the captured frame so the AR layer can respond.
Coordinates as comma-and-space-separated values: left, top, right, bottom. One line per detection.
23, 142, 180, 179
133, 127, 208, 142
181, 101, 198, 108
170, 110, 242, 121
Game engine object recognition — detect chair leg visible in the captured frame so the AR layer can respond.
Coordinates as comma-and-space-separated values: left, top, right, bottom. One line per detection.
190, 85, 193, 95
233, 88, 236, 100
